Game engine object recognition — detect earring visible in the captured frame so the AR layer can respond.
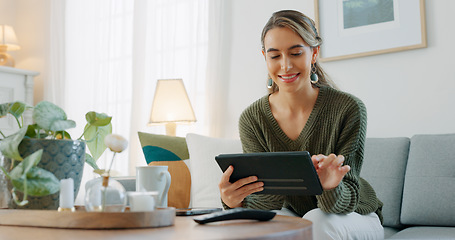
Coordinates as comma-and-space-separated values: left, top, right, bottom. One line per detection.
267, 78, 273, 89
310, 64, 318, 84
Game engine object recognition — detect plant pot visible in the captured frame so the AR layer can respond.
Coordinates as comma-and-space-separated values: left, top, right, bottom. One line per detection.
4, 139, 86, 210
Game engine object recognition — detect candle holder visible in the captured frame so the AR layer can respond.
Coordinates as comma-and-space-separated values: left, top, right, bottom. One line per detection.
58, 178, 76, 212
127, 191, 158, 212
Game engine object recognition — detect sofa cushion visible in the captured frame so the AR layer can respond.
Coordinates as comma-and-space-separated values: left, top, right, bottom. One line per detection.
113, 176, 136, 191
360, 137, 410, 228
383, 227, 400, 239
137, 132, 191, 208
148, 160, 191, 209
138, 132, 189, 164
400, 133, 455, 226
388, 226, 455, 239
186, 133, 242, 208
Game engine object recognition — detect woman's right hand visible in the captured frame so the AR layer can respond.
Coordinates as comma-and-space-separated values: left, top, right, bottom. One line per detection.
218, 165, 264, 208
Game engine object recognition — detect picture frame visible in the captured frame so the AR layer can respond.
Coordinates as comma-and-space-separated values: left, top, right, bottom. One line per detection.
314, 0, 427, 62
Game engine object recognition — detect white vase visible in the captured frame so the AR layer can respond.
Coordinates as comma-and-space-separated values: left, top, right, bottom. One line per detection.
84, 176, 127, 212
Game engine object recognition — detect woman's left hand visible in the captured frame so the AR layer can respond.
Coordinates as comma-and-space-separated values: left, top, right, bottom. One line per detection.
311, 154, 350, 190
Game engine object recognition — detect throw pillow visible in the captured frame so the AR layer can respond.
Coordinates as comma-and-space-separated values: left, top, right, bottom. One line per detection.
138, 132, 189, 164
185, 133, 242, 208
137, 132, 191, 208
148, 161, 191, 209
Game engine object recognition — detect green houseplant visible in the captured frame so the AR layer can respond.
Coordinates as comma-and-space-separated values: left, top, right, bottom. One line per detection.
0, 101, 112, 208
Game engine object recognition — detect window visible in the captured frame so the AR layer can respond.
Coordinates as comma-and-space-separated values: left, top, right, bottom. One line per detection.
64, 0, 209, 203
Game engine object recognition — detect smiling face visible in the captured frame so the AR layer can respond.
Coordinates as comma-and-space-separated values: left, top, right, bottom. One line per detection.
262, 27, 319, 93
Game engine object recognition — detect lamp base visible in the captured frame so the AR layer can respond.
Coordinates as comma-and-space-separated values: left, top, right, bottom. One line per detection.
0, 51, 15, 67
165, 122, 177, 136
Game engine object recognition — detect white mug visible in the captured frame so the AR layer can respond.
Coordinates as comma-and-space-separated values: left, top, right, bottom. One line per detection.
136, 166, 171, 208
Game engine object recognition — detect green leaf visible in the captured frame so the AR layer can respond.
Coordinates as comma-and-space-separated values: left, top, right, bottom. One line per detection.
0, 101, 32, 120
9, 102, 28, 119
85, 112, 112, 127
8, 149, 43, 179
0, 127, 27, 160
85, 153, 100, 170
24, 124, 39, 138
33, 101, 76, 132
11, 167, 60, 196
8, 149, 59, 197
22, 149, 43, 176
84, 123, 112, 161
49, 119, 77, 132
64, 131, 72, 139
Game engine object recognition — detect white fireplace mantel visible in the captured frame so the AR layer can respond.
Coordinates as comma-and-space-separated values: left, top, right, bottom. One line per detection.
0, 66, 39, 137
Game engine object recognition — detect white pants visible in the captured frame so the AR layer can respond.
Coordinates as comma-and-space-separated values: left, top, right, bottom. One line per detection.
274, 208, 384, 240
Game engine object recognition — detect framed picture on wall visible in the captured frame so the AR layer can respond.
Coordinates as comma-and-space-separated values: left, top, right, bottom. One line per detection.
314, 0, 427, 62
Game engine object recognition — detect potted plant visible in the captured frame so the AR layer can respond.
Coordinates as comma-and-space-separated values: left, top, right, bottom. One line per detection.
0, 101, 112, 209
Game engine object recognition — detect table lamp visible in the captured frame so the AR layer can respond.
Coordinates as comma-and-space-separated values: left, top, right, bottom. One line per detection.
0, 25, 20, 67
149, 79, 196, 136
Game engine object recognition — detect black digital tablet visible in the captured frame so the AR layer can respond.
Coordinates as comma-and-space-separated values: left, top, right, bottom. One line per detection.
215, 151, 322, 196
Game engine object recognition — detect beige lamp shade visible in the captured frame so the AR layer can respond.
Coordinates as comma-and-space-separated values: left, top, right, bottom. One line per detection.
0, 25, 20, 50
149, 79, 196, 135
0, 24, 20, 67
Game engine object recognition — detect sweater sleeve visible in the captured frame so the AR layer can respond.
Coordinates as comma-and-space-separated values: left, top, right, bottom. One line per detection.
315, 97, 367, 214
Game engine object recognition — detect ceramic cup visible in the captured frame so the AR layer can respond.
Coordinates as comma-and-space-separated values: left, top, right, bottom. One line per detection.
136, 166, 171, 208
127, 191, 158, 212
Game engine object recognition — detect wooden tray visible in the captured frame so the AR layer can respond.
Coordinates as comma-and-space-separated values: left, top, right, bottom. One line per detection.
0, 206, 175, 229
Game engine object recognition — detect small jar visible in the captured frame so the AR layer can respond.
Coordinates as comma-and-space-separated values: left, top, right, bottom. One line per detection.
85, 176, 127, 212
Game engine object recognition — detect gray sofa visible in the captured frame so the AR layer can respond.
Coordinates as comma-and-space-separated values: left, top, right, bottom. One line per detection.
361, 134, 455, 239
119, 133, 455, 239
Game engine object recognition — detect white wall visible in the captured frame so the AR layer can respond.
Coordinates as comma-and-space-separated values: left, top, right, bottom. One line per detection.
223, 0, 455, 138
0, 0, 16, 25
0, 0, 50, 104
3, 0, 455, 139
222, 0, 316, 138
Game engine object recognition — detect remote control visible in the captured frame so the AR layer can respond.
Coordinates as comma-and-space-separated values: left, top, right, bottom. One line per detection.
193, 208, 276, 224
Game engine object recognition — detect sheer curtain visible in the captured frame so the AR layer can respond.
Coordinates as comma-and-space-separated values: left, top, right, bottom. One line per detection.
129, 0, 209, 175
206, 0, 230, 138
65, 0, 134, 204
61, 0, 212, 204
47, 0, 67, 105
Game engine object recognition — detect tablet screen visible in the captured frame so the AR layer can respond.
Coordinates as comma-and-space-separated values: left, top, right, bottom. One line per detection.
215, 151, 322, 195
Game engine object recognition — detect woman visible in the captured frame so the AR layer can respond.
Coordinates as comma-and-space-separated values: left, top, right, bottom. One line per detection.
218, 10, 384, 239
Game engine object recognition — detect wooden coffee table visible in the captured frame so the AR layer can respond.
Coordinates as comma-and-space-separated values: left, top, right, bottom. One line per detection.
0, 215, 312, 240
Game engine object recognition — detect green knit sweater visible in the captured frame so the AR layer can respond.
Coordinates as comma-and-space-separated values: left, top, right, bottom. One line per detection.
236, 86, 383, 223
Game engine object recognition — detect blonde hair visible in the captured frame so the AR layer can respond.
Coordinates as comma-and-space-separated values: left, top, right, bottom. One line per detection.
261, 10, 336, 93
